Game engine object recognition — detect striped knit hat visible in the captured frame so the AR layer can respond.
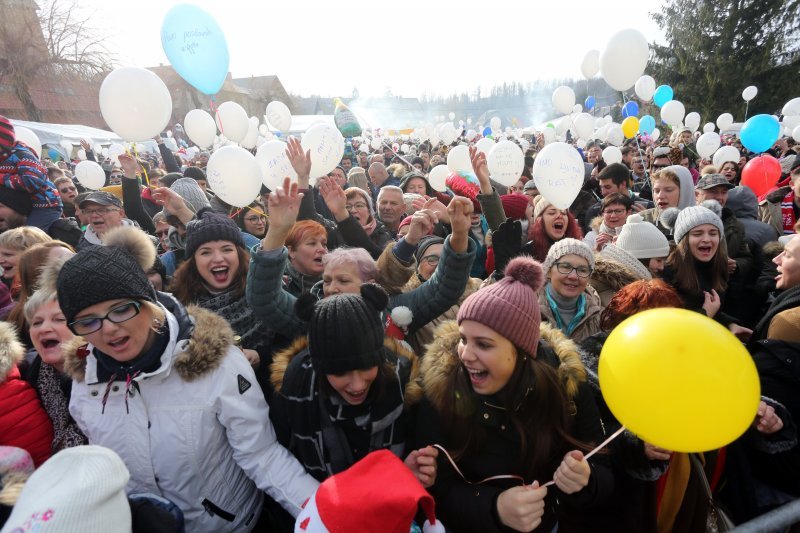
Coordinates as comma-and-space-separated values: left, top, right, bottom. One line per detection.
458, 256, 545, 357
0, 115, 15, 156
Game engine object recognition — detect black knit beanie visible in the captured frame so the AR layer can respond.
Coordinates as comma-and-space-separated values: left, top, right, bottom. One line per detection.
414, 236, 444, 264
296, 283, 388, 375
0, 187, 33, 216
185, 207, 245, 257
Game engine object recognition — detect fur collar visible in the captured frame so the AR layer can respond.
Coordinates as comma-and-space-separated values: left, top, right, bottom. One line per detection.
0, 322, 24, 381
63, 305, 234, 383
419, 320, 587, 415
271, 335, 422, 406
590, 257, 640, 292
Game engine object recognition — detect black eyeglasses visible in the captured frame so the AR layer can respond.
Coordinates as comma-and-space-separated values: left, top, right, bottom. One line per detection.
554, 262, 592, 278
68, 301, 141, 335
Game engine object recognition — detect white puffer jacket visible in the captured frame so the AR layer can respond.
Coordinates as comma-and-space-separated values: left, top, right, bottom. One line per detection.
64, 299, 318, 532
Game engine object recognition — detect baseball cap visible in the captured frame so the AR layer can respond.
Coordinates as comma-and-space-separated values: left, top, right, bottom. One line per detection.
695, 173, 734, 190
79, 191, 123, 209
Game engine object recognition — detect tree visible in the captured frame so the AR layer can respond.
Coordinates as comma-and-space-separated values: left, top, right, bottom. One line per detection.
648, 0, 800, 121
0, 0, 113, 121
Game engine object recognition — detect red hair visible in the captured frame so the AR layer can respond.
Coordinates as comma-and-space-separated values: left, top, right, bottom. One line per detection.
600, 279, 684, 331
285, 220, 327, 250
528, 212, 583, 262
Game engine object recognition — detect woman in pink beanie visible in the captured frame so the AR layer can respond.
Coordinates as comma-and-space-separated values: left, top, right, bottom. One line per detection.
413, 256, 611, 533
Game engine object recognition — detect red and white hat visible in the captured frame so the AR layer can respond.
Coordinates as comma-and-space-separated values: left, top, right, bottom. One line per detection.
295, 450, 445, 533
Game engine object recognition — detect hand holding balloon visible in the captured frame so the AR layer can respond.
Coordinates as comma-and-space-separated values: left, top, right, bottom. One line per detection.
553, 451, 591, 494
753, 401, 783, 435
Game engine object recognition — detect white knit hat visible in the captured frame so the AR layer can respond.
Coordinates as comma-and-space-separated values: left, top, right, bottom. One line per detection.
2, 445, 131, 533
616, 214, 671, 259
599, 244, 652, 280
533, 195, 554, 220
542, 238, 595, 273
673, 205, 724, 243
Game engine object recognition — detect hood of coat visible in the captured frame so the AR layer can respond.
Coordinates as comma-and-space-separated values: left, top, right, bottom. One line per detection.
270, 335, 423, 407
589, 257, 644, 294
0, 321, 24, 382
62, 303, 234, 383
726, 186, 759, 220
764, 185, 792, 205
419, 320, 586, 416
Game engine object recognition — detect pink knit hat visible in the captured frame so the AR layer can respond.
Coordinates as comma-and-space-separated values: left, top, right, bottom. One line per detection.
457, 256, 545, 357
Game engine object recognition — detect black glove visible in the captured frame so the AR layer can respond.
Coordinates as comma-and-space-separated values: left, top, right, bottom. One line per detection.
491, 219, 523, 277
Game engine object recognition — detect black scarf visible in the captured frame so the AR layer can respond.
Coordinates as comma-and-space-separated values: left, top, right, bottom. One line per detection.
196, 289, 273, 351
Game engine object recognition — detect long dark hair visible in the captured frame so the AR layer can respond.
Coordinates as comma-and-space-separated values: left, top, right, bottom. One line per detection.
170, 245, 250, 304
667, 235, 729, 294
443, 345, 588, 481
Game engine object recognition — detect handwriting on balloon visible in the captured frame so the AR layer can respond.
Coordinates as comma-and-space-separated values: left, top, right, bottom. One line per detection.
162, 26, 213, 56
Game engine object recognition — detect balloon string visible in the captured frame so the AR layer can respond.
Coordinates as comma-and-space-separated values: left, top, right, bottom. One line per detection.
433, 425, 626, 489
211, 96, 225, 136
129, 144, 152, 189
228, 206, 268, 219
744, 101, 750, 122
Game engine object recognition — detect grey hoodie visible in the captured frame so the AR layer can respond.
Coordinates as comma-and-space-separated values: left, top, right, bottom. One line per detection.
727, 186, 780, 247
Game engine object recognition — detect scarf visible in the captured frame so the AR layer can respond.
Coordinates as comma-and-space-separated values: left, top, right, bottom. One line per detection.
780, 190, 797, 234
196, 289, 273, 351
36, 361, 88, 451
545, 284, 586, 336
362, 216, 378, 236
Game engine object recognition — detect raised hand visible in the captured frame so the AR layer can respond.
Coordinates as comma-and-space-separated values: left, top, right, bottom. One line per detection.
318, 176, 348, 221
405, 208, 438, 246
285, 136, 311, 187
469, 146, 492, 194
118, 153, 140, 179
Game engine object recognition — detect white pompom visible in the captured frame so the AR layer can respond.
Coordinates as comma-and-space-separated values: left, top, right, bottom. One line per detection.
390, 306, 413, 328
422, 519, 446, 533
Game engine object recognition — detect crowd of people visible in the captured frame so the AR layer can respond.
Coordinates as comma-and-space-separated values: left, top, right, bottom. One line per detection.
0, 109, 799, 532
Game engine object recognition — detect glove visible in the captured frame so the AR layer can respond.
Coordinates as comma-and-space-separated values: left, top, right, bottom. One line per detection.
491, 219, 523, 277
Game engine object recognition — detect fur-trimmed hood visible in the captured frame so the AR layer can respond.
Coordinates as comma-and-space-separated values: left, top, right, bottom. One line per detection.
0, 322, 24, 382
590, 256, 641, 293
763, 185, 792, 205
63, 303, 235, 383
270, 335, 423, 407
419, 320, 587, 415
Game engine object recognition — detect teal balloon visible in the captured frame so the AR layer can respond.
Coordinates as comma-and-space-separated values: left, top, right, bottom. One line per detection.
653, 85, 673, 108
740, 114, 781, 153
622, 101, 639, 118
161, 4, 229, 95
639, 115, 656, 134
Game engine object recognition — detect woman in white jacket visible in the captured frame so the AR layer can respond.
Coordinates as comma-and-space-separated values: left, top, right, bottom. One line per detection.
47, 226, 318, 532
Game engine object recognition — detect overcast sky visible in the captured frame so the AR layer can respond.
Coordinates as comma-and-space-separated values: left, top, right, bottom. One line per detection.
82, 0, 665, 98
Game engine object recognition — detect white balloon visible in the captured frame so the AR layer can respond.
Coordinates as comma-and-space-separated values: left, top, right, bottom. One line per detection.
703, 122, 716, 133
241, 117, 260, 150
742, 86, 758, 102
661, 100, 686, 126
532, 142, 584, 209
684, 112, 701, 132
607, 123, 624, 146
206, 145, 263, 207
634, 75, 656, 101
14, 126, 41, 157
256, 140, 298, 190
465, 129, 478, 142
556, 117, 571, 136
793, 125, 800, 143
439, 123, 457, 146
99, 67, 172, 141
712, 145, 740, 168
716, 113, 734, 131
599, 29, 649, 91
576, 138, 587, 149
74, 161, 106, 190
552, 86, 576, 115
696, 132, 721, 159
60, 139, 73, 153
782, 97, 800, 117
107, 143, 125, 165
604, 115, 613, 124
782, 115, 800, 132
542, 127, 556, 143
475, 137, 495, 155
215, 101, 249, 143
265, 101, 292, 132
184, 109, 217, 149
301, 123, 345, 182
448, 112, 455, 121
651, 128, 661, 141
573, 113, 595, 140
602, 146, 623, 164
446, 145, 472, 173
258, 124, 268, 136
572, 104, 583, 114
400, 143, 410, 153
370, 137, 382, 150
519, 138, 530, 152
490, 116, 501, 130
77, 149, 87, 161
580, 50, 600, 79
428, 164, 450, 192
487, 141, 524, 186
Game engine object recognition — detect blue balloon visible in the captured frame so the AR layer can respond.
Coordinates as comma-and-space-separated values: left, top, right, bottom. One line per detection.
639, 115, 656, 134
653, 85, 673, 107
161, 4, 230, 95
585, 96, 596, 110
621, 101, 639, 118
482, 127, 492, 136
740, 114, 781, 153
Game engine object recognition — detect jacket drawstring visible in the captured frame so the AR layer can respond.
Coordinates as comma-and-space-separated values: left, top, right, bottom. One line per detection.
101, 371, 141, 415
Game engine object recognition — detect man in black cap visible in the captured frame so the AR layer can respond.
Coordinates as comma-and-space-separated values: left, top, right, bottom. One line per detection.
76, 191, 130, 250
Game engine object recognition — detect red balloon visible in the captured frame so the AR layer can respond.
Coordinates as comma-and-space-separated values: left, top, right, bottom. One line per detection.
741, 155, 781, 199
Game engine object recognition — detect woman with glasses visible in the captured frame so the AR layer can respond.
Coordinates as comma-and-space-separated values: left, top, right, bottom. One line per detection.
53, 225, 318, 532
583, 193, 633, 252
232, 201, 268, 239
538, 239, 603, 342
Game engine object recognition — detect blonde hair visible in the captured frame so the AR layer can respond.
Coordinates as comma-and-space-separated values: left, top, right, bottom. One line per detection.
700, 165, 718, 176
142, 300, 167, 333
651, 168, 681, 188
0, 227, 52, 251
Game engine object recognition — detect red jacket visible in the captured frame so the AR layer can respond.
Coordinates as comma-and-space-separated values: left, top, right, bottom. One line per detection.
0, 365, 54, 467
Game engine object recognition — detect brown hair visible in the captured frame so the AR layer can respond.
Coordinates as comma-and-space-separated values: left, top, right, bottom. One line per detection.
171, 245, 250, 304
666, 235, 729, 294
600, 279, 684, 330
651, 168, 680, 188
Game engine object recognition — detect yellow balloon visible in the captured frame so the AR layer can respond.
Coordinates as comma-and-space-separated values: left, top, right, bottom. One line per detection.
622, 116, 640, 138
598, 308, 760, 452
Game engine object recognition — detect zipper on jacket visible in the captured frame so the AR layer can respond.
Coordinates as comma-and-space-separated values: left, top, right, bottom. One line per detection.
201, 498, 236, 522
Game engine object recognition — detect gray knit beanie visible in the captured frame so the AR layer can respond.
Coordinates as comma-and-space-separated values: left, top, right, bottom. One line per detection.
162, 178, 211, 222
673, 205, 725, 243
542, 238, 595, 273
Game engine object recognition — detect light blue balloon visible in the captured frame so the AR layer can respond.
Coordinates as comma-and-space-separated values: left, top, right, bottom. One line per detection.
161, 4, 230, 95
740, 114, 781, 153
639, 115, 656, 134
653, 85, 673, 108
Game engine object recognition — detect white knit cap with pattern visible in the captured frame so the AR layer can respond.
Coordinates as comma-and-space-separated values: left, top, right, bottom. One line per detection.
599, 244, 652, 280
533, 195, 553, 220
3, 445, 132, 533
542, 238, 595, 273
673, 205, 724, 243
616, 214, 671, 259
